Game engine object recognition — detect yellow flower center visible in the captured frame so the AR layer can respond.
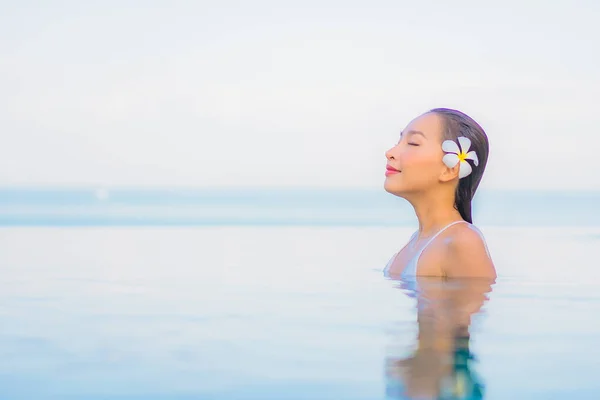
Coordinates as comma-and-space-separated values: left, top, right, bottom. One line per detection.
458, 152, 467, 162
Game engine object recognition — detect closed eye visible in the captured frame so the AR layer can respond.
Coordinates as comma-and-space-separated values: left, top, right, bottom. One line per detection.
408, 143, 420, 146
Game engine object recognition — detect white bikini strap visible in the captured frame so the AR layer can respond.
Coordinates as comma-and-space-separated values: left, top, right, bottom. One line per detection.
469, 224, 492, 258
418, 220, 468, 253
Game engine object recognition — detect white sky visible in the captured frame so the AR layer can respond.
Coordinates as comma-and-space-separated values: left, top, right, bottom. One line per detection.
1, 0, 599, 190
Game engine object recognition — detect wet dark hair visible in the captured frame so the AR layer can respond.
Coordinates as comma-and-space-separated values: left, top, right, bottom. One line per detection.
429, 108, 489, 224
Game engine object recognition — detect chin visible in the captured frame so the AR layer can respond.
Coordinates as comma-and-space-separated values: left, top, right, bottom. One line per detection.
383, 178, 408, 199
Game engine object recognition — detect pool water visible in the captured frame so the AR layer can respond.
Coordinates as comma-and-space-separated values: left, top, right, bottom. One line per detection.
1, 226, 599, 399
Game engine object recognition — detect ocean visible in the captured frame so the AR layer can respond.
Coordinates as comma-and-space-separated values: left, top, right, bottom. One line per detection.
0, 187, 599, 399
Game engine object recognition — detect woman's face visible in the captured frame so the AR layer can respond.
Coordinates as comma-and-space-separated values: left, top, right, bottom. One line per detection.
384, 112, 446, 197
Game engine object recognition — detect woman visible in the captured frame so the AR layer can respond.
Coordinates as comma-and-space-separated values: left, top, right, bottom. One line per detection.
383, 108, 496, 279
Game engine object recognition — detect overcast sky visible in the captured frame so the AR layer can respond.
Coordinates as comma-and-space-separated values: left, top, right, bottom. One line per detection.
1, 0, 599, 190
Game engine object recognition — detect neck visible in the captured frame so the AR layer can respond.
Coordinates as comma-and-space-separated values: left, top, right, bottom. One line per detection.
406, 189, 464, 238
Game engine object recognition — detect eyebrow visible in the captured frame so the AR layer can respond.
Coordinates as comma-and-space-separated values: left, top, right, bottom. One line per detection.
400, 130, 427, 138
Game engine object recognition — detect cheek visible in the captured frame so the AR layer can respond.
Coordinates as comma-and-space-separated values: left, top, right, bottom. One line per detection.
403, 150, 437, 170
403, 150, 442, 180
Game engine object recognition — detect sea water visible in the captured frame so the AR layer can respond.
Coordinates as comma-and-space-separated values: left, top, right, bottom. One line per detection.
0, 188, 599, 399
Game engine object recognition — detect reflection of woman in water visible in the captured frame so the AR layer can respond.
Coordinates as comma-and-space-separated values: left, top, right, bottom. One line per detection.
383, 108, 496, 279
385, 278, 493, 399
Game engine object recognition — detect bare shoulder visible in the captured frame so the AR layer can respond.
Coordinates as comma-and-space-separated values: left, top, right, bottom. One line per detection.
442, 223, 496, 279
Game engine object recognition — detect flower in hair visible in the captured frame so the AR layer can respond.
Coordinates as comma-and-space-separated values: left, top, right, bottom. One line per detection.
442, 137, 479, 179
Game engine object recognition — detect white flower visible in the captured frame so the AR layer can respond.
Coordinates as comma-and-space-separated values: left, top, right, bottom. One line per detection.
442, 136, 479, 179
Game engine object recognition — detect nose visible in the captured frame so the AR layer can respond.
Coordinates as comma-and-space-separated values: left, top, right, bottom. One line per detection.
385, 146, 395, 160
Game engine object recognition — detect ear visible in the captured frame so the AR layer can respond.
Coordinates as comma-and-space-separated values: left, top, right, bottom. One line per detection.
439, 162, 460, 183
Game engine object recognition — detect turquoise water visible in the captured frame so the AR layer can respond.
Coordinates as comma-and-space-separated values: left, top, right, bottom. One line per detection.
1, 187, 599, 226
1, 188, 599, 399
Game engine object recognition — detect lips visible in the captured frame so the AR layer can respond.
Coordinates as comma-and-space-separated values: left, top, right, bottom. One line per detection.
385, 165, 401, 175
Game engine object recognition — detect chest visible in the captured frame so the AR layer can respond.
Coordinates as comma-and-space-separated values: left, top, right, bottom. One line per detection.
386, 238, 450, 277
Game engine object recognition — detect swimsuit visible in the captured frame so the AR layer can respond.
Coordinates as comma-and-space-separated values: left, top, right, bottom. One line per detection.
383, 221, 490, 279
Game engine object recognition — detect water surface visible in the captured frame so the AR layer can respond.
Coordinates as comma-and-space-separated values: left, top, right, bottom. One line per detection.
1, 226, 599, 399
